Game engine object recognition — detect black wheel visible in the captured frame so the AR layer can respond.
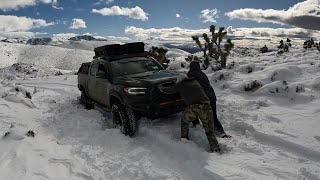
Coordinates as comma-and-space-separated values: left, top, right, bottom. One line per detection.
112, 102, 140, 137
125, 106, 140, 137
80, 91, 93, 110
112, 102, 128, 135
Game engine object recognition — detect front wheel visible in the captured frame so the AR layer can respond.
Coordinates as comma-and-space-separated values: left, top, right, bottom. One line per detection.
112, 102, 139, 137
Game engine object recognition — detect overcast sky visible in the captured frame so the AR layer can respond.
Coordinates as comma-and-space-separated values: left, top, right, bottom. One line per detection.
0, 0, 319, 42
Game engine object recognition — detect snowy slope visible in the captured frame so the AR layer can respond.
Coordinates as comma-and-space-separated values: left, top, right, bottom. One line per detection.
0, 42, 94, 70
1, 42, 320, 180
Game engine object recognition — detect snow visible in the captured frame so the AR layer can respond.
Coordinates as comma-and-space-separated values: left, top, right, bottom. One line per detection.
1, 42, 320, 180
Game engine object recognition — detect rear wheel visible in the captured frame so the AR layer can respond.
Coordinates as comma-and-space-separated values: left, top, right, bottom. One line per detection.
80, 91, 93, 110
112, 102, 139, 137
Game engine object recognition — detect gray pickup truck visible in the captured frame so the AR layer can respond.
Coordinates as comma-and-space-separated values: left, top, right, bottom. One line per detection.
77, 42, 185, 137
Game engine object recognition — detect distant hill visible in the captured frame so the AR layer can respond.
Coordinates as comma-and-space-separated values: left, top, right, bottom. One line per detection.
163, 43, 200, 54
1, 38, 26, 44
26, 38, 52, 45
68, 35, 107, 41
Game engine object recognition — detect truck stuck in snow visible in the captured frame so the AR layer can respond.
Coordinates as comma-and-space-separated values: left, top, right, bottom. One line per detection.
77, 42, 185, 136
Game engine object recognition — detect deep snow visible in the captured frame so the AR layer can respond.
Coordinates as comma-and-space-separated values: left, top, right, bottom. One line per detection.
1, 42, 320, 180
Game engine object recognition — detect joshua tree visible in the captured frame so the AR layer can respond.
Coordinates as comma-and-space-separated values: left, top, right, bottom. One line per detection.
192, 25, 234, 68
149, 46, 169, 65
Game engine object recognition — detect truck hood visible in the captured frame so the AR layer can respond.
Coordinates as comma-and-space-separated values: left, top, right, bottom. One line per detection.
113, 70, 179, 87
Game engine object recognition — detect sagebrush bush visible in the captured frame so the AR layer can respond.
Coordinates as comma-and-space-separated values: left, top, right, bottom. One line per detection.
192, 25, 234, 69
278, 38, 291, 54
303, 38, 315, 49
243, 80, 263, 92
260, 45, 268, 53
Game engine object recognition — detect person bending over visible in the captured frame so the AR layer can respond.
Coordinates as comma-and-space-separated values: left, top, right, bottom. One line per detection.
160, 73, 221, 152
187, 61, 231, 138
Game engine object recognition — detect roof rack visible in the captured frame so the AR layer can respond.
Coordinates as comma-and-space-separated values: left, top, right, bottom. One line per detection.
94, 42, 147, 61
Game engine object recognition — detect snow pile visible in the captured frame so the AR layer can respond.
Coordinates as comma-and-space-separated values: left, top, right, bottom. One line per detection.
267, 65, 302, 82
0, 81, 35, 108
0, 63, 74, 80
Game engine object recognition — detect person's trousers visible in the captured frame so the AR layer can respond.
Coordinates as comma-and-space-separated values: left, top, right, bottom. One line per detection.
193, 97, 225, 134
181, 103, 220, 150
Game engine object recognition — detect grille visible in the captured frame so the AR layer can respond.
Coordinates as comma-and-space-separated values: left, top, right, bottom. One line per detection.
151, 82, 181, 102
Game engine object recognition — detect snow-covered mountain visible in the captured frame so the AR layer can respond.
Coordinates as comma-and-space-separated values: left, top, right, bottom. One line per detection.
68, 35, 107, 41
0, 41, 320, 180
26, 37, 52, 45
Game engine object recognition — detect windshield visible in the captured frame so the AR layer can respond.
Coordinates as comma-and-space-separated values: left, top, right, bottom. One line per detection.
111, 58, 163, 77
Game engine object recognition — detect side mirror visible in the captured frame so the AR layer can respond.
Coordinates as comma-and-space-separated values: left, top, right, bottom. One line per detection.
162, 63, 169, 69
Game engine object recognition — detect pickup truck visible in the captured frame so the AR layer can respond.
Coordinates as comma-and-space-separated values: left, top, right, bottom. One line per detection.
77, 42, 185, 137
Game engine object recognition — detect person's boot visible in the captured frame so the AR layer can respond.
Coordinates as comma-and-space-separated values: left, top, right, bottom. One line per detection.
181, 129, 190, 140
181, 134, 189, 140
211, 147, 221, 153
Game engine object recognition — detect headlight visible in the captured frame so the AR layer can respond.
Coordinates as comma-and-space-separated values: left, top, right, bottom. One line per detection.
124, 87, 147, 95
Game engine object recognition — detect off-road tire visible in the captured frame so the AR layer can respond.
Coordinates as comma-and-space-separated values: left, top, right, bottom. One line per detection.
125, 106, 140, 137
80, 91, 93, 110
112, 102, 139, 137
112, 102, 128, 135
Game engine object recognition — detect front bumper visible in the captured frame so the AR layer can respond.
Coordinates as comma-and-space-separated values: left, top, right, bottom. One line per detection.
124, 96, 185, 119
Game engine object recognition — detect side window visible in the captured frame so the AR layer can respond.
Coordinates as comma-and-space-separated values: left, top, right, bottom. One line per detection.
82, 64, 89, 73
98, 64, 106, 73
90, 63, 98, 76
97, 63, 108, 79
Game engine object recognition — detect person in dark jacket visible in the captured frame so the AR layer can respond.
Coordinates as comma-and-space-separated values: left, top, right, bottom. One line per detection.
187, 61, 231, 138
160, 73, 220, 152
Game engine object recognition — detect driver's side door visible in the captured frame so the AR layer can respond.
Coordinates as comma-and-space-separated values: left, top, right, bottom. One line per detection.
95, 63, 111, 106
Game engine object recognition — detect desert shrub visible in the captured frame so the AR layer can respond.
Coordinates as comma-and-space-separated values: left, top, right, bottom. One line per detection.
271, 81, 289, 94
303, 38, 315, 49
55, 71, 63, 76
192, 25, 234, 69
243, 80, 263, 91
316, 42, 320, 52
149, 46, 169, 65
278, 38, 291, 54
240, 64, 255, 74
211, 71, 233, 82
226, 61, 236, 69
260, 45, 268, 53
295, 84, 305, 93
185, 55, 199, 62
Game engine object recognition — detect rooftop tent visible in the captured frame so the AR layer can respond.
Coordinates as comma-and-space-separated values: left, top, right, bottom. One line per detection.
94, 42, 145, 58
